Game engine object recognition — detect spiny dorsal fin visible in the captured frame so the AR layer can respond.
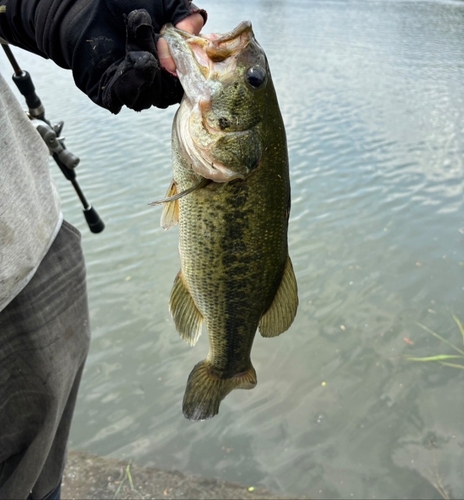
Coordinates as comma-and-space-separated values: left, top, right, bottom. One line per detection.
259, 255, 298, 337
169, 271, 203, 346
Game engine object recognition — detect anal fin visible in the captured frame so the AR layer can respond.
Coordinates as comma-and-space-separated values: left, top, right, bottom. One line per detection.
169, 271, 203, 346
259, 255, 298, 337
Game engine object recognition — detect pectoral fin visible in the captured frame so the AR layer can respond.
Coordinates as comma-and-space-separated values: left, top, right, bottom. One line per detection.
151, 177, 211, 230
259, 255, 298, 337
158, 180, 179, 230
169, 271, 203, 346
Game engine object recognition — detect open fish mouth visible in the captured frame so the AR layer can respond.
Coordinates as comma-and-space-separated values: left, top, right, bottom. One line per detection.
162, 21, 253, 82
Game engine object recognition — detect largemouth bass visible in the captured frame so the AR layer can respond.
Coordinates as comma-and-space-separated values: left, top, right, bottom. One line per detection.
159, 21, 298, 421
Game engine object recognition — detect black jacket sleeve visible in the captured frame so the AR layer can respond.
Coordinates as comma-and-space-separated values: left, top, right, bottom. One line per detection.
0, 0, 206, 113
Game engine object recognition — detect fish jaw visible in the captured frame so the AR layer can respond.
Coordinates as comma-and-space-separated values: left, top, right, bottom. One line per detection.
161, 25, 211, 105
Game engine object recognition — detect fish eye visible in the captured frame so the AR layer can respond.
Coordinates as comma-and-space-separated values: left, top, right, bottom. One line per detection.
246, 67, 266, 89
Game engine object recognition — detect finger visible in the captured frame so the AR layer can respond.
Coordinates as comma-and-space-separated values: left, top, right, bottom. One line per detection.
157, 38, 176, 75
158, 13, 205, 75
175, 12, 205, 35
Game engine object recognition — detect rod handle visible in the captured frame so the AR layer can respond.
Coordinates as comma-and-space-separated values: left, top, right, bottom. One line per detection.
83, 205, 105, 233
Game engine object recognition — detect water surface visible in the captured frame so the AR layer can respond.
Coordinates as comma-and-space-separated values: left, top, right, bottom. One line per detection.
2, 1, 463, 498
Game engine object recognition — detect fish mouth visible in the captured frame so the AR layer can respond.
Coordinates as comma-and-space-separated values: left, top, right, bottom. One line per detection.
162, 21, 253, 82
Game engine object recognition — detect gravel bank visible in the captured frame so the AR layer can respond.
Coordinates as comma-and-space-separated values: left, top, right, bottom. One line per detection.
62, 451, 305, 499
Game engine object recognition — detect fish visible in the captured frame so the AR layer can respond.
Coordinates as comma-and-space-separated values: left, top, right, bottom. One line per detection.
158, 21, 298, 421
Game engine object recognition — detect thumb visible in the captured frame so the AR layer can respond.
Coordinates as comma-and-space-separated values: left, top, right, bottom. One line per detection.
125, 9, 156, 54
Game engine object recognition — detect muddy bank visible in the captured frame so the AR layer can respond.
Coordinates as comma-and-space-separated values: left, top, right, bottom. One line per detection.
62, 451, 305, 499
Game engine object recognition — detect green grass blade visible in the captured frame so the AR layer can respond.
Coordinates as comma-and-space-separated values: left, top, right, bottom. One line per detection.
416, 322, 464, 356
126, 462, 134, 490
438, 361, 464, 370
452, 314, 464, 346
113, 475, 125, 499
406, 354, 464, 362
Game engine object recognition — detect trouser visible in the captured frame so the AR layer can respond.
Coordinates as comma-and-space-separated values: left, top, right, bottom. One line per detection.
0, 220, 91, 499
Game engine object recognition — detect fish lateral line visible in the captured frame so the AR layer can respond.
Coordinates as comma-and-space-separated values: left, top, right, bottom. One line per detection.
149, 177, 211, 205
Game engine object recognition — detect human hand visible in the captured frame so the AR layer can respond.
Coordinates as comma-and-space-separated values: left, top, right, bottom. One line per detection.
96, 4, 206, 113
0, 0, 206, 112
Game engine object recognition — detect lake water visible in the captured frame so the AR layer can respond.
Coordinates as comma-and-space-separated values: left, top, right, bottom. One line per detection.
2, 0, 463, 498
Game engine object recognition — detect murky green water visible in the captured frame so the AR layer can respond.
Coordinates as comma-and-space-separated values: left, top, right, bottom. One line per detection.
2, 0, 464, 498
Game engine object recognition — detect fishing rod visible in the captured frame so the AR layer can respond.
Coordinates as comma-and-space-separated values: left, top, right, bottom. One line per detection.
1, 43, 105, 233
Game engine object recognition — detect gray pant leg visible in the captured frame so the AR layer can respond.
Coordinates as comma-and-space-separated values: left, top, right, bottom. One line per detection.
0, 221, 91, 499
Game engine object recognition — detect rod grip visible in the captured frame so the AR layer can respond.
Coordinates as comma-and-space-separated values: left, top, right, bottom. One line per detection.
83, 205, 105, 233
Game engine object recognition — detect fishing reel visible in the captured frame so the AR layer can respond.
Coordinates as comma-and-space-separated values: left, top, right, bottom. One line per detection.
1, 43, 105, 233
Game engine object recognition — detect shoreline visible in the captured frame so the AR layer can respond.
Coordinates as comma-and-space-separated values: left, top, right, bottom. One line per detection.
62, 451, 305, 499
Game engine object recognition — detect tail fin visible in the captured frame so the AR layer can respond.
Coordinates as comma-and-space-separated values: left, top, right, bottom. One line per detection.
182, 360, 257, 421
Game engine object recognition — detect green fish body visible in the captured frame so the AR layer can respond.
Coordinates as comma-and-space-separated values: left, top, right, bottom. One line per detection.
161, 22, 298, 421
